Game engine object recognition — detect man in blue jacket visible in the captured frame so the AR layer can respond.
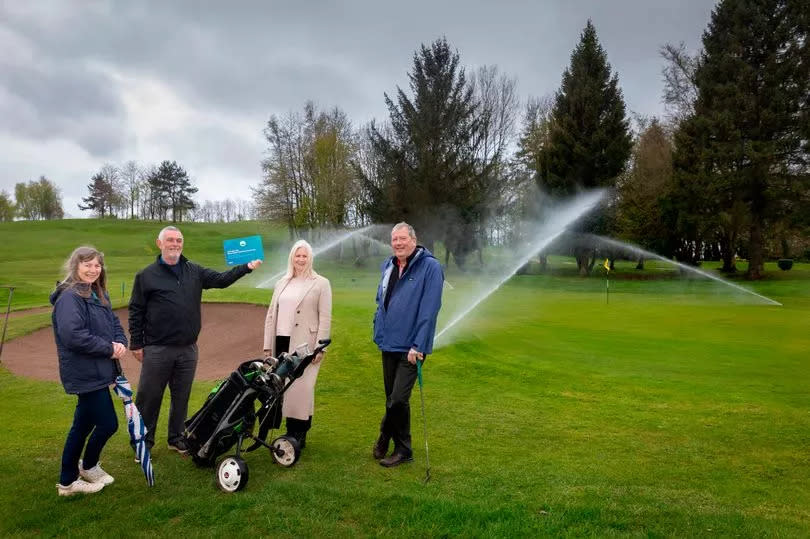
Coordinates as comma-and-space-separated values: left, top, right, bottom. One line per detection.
372, 222, 443, 467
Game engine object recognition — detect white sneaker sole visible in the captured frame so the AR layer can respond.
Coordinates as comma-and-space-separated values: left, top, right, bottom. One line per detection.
57, 482, 104, 496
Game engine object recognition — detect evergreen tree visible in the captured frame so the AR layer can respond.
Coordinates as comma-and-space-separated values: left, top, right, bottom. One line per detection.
78, 172, 113, 217
545, 20, 632, 195
367, 37, 489, 257
151, 161, 197, 222
544, 20, 632, 274
677, 0, 810, 279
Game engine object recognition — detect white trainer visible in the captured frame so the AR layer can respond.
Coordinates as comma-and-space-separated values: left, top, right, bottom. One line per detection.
57, 478, 104, 496
79, 460, 115, 485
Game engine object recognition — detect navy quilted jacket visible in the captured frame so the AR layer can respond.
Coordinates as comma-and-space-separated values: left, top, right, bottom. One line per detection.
50, 286, 127, 394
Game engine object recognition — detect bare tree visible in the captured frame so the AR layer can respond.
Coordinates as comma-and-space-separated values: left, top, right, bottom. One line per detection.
98, 164, 122, 217
464, 65, 520, 263
254, 102, 357, 237
660, 42, 700, 124
120, 160, 142, 219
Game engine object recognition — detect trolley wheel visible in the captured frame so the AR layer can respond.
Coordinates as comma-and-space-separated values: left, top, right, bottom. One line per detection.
270, 435, 301, 467
216, 455, 249, 492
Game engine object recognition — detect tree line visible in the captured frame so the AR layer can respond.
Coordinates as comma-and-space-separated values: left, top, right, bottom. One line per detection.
77, 160, 244, 223
1, 161, 254, 224
6, 0, 807, 279
0, 177, 64, 221
614, 0, 809, 279
254, 0, 809, 278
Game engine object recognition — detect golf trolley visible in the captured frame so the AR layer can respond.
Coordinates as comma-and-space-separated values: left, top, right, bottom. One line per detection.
184, 338, 331, 492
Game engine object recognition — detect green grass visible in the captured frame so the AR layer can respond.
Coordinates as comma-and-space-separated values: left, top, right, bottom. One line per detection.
0, 219, 808, 537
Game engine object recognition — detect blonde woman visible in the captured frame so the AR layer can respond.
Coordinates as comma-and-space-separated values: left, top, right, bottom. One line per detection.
263, 240, 332, 452
51, 246, 127, 496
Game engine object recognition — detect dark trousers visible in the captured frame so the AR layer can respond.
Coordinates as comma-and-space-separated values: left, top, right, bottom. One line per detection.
379, 351, 418, 457
135, 343, 198, 448
60, 387, 118, 485
276, 335, 311, 437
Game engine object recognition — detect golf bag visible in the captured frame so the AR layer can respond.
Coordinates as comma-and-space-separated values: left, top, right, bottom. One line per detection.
184, 339, 330, 492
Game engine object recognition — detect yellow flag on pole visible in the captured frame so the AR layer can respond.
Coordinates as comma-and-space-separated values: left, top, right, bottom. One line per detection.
604, 258, 610, 272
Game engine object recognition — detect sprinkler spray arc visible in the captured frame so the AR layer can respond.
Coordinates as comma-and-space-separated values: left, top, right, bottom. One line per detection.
434, 189, 608, 345
256, 225, 374, 288
586, 234, 782, 306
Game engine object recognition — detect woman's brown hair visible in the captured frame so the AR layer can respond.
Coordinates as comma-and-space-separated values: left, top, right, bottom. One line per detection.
57, 246, 109, 305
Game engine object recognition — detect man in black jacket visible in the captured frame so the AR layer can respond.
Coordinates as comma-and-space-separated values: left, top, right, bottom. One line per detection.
128, 226, 261, 454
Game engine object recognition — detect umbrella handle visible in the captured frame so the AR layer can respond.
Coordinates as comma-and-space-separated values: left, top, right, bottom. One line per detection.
114, 358, 123, 376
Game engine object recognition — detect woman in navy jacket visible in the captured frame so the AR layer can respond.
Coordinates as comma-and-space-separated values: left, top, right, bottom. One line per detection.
51, 246, 128, 496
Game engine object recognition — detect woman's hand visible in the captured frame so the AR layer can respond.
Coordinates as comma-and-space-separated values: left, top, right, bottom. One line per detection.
111, 342, 127, 359
312, 351, 325, 365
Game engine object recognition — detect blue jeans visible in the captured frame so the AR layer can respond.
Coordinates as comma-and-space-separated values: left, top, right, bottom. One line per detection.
60, 387, 118, 485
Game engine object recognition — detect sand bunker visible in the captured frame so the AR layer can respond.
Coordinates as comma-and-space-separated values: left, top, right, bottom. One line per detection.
1, 303, 268, 383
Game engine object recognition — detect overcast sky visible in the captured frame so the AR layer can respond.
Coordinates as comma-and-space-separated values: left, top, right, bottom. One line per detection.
1, 0, 718, 217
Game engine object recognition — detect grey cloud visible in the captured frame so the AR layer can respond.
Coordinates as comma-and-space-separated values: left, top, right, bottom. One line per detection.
0, 0, 719, 207
0, 42, 127, 156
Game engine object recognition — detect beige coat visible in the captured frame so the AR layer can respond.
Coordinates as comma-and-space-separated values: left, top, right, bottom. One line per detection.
263, 274, 332, 420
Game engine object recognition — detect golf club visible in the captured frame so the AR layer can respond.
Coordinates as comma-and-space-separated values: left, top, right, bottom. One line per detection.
416, 359, 430, 483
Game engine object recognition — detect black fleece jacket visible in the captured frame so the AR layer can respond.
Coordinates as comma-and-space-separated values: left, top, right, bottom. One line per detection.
128, 255, 251, 349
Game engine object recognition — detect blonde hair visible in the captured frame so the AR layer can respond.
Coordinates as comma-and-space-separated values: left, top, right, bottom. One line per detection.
57, 246, 109, 305
280, 239, 319, 282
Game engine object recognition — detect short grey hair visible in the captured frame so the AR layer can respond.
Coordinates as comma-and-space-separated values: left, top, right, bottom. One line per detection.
158, 225, 182, 241
391, 222, 416, 240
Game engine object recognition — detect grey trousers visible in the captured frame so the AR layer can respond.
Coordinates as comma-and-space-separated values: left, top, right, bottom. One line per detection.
135, 343, 198, 448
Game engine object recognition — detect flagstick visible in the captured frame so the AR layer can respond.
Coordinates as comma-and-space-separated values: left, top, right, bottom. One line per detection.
606, 275, 609, 304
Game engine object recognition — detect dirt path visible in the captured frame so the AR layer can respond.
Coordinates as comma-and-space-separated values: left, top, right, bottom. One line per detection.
3, 306, 52, 319
1, 303, 268, 383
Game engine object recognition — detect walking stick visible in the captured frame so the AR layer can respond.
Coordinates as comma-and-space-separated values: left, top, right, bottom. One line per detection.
416, 359, 430, 483
0, 286, 14, 363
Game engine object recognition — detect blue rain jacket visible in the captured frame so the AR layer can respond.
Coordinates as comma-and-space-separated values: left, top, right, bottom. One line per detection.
50, 286, 128, 394
373, 246, 443, 355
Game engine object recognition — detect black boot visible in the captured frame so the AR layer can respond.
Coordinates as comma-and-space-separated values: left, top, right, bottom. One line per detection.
285, 417, 311, 450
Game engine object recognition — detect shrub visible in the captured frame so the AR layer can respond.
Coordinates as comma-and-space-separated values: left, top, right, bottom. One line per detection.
777, 259, 793, 271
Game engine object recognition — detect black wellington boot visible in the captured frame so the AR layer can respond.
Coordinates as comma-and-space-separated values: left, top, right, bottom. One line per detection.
285, 417, 311, 450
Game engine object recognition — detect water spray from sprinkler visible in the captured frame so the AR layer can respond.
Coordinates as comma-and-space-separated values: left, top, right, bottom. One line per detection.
587, 234, 782, 306
257, 225, 374, 288
434, 189, 607, 345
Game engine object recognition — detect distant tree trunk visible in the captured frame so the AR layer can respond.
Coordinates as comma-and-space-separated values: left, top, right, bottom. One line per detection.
538, 254, 548, 273
635, 256, 645, 270
587, 252, 597, 274
747, 214, 764, 280
575, 247, 592, 276
720, 247, 737, 273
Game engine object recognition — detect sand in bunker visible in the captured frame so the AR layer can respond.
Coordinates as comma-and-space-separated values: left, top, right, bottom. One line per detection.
1, 303, 268, 383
